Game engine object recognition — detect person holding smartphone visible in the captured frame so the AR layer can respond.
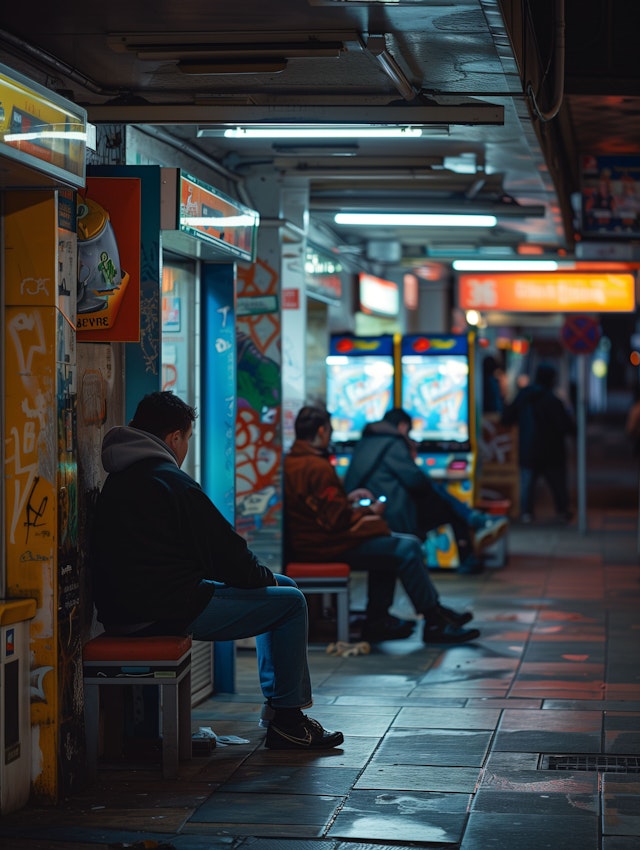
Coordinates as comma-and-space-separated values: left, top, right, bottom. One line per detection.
345, 408, 508, 572
284, 405, 480, 645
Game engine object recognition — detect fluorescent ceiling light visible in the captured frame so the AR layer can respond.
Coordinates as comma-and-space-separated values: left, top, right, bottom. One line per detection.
178, 59, 287, 74
335, 213, 497, 227
222, 126, 425, 139
181, 214, 257, 228
453, 259, 559, 271
443, 153, 478, 174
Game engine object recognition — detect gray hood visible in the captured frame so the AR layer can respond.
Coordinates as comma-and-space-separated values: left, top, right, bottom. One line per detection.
101, 426, 178, 473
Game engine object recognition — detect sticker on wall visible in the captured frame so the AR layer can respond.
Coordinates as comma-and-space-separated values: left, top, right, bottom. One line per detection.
6, 628, 15, 658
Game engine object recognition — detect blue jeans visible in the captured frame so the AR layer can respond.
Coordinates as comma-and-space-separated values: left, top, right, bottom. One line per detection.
186, 575, 311, 710
340, 532, 439, 621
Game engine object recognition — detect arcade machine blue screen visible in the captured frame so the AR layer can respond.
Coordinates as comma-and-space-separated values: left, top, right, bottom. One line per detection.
327, 354, 395, 443
401, 353, 469, 445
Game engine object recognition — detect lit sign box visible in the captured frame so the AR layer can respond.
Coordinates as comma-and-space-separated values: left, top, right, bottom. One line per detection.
305, 247, 342, 302
162, 169, 259, 262
357, 273, 399, 317
458, 272, 636, 313
0, 62, 86, 187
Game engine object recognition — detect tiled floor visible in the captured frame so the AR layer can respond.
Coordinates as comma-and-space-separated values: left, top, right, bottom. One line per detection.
1, 434, 640, 850
1, 509, 639, 850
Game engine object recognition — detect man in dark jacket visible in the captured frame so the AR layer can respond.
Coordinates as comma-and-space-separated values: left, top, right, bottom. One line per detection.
344, 408, 507, 568
91, 391, 343, 751
502, 363, 576, 522
284, 405, 480, 645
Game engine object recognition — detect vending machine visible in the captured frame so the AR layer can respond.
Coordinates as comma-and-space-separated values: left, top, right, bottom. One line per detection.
326, 334, 397, 477
400, 333, 477, 567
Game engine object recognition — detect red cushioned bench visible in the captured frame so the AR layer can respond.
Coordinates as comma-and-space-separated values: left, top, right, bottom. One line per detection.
285, 562, 351, 642
83, 634, 192, 779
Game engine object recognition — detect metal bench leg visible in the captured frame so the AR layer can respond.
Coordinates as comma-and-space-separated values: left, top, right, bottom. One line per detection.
336, 588, 350, 643
178, 669, 192, 762
160, 683, 179, 779
84, 683, 99, 780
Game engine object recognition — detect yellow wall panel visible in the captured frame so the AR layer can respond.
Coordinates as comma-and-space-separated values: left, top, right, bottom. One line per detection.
4, 191, 58, 307
4, 187, 60, 800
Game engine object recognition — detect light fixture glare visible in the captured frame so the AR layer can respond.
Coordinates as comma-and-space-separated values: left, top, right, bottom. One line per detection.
223, 126, 424, 139
453, 259, 559, 271
335, 212, 497, 228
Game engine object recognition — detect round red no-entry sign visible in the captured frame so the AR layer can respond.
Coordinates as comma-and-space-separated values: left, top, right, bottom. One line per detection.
561, 315, 602, 354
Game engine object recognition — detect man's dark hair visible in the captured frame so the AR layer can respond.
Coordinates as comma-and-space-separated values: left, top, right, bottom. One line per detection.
294, 405, 331, 440
129, 391, 197, 439
383, 407, 413, 429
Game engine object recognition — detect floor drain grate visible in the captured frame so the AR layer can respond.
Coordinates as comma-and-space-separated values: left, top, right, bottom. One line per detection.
539, 754, 640, 773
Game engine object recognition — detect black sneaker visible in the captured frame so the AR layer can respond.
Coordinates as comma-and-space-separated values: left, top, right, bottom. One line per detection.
438, 604, 473, 626
361, 615, 415, 642
265, 714, 344, 750
423, 622, 481, 644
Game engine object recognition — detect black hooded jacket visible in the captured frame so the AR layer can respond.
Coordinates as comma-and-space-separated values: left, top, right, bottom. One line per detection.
344, 420, 436, 538
91, 425, 275, 633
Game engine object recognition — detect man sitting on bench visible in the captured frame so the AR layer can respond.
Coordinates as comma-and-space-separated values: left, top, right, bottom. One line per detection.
283, 405, 480, 645
90, 391, 343, 751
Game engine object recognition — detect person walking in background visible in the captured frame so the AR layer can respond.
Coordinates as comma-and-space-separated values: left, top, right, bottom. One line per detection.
502, 363, 576, 523
344, 408, 507, 572
284, 405, 480, 645
482, 354, 506, 417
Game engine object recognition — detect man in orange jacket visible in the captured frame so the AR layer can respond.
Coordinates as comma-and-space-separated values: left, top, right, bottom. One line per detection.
284, 405, 480, 645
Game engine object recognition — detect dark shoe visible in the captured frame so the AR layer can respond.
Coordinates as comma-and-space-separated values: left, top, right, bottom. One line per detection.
438, 604, 473, 626
361, 615, 415, 642
423, 622, 481, 644
264, 714, 344, 750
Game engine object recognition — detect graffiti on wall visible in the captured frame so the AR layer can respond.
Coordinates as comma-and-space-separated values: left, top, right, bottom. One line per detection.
236, 258, 281, 544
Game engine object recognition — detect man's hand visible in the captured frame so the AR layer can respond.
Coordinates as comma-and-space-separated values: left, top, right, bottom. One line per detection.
348, 488, 375, 505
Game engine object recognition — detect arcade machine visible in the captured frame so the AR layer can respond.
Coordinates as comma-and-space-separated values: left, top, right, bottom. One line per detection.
400, 333, 477, 568
326, 333, 397, 477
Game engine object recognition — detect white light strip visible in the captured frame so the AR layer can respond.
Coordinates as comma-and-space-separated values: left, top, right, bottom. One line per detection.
453, 259, 559, 271
224, 126, 424, 139
335, 212, 497, 227
4, 130, 87, 143
181, 215, 256, 228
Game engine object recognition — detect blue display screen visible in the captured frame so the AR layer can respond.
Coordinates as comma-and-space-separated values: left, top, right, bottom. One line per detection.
401, 354, 469, 445
327, 354, 395, 442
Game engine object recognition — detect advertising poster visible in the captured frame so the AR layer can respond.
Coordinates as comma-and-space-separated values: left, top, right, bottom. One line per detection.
76, 177, 141, 342
581, 155, 640, 237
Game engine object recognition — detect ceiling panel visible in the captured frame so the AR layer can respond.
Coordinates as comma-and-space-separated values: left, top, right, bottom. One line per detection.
0, 0, 638, 267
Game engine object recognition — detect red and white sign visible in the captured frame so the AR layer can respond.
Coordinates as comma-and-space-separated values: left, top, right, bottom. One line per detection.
561, 315, 602, 354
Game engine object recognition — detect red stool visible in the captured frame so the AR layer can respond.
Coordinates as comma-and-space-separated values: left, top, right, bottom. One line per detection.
286, 562, 351, 642
83, 634, 192, 779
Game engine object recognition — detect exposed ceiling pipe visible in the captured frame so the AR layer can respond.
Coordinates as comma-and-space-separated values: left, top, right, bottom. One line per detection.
365, 35, 419, 102
526, 0, 565, 123
0, 28, 257, 205
0, 28, 118, 96
134, 125, 240, 184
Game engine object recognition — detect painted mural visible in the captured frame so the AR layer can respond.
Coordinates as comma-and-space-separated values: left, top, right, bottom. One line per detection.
236, 257, 282, 558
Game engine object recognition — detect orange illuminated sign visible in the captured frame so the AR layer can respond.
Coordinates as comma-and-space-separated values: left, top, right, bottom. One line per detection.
458, 272, 636, 312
